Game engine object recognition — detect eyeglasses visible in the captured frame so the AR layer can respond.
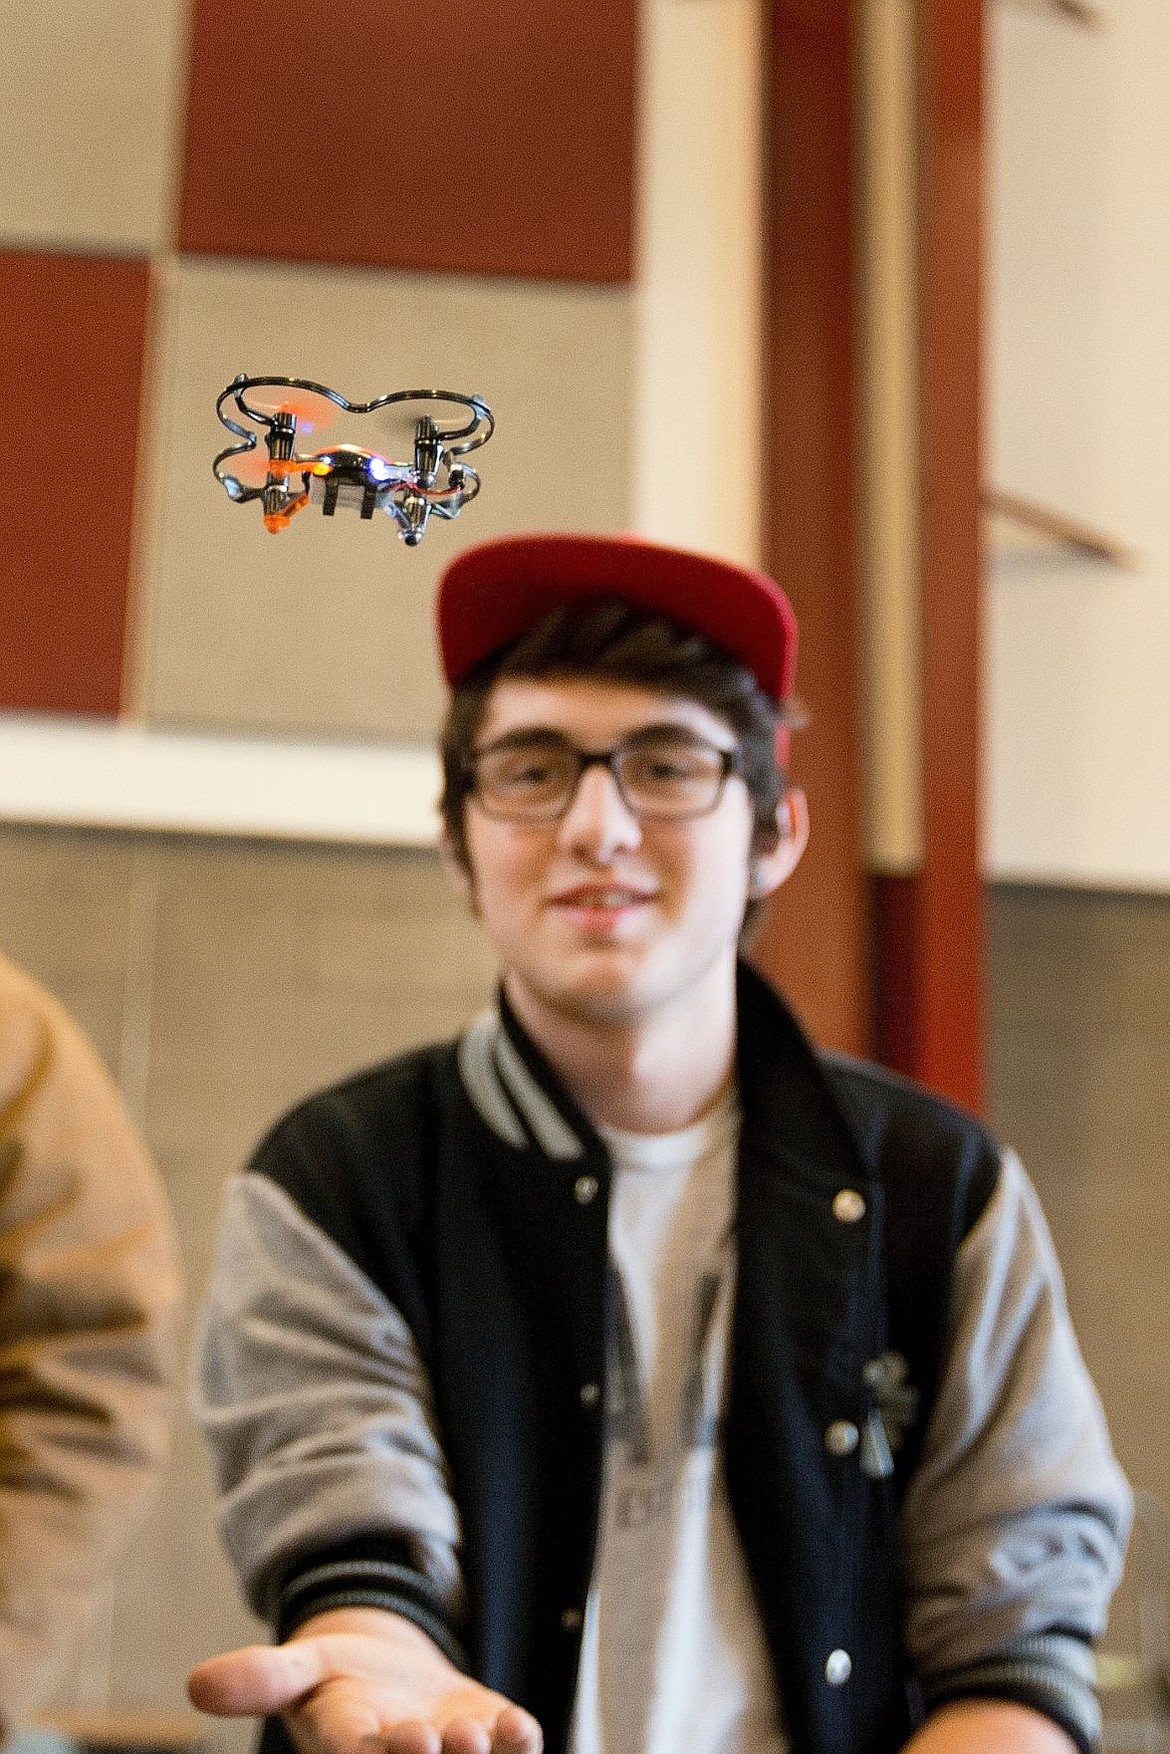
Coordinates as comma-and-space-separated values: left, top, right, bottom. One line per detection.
463, 728, 743, 823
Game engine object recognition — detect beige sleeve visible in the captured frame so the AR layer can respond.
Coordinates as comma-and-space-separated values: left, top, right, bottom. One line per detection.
0, 956, 182, 1734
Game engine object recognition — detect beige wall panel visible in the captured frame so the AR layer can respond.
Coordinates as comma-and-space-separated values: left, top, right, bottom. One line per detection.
990, 884, 1170, 1509
0, 0, 187, 250
633, 0, 765, 565
855, 0, 923, 876
138, 258, 633, 740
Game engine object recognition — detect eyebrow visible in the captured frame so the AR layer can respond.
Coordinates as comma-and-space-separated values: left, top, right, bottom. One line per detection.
475, 723, 719, 753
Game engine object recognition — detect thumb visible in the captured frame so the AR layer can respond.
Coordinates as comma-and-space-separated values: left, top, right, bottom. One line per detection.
189, 1642, 330, 1716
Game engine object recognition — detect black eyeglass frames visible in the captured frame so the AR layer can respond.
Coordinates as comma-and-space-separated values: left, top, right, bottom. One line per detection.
462, 728, 743, 823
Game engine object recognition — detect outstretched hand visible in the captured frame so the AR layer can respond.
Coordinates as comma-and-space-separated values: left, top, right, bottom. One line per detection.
188, 1607, 543, 1754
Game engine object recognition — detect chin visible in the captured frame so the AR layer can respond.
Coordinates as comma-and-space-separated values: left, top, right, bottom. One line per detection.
565, 985, 646, 1023
548, 964, 663, 1027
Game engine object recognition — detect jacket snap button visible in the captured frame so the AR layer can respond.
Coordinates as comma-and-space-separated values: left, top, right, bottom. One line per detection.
561, 1607, 584, 1632
574, 1175, 599, 1205
825, 1420, 859, 1456
832, 1188, 866, 1224
580, 1382, 601, 1409
825, 1649, 852, 1686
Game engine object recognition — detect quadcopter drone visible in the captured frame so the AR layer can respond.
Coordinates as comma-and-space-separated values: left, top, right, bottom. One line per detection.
213, 375, 494, 547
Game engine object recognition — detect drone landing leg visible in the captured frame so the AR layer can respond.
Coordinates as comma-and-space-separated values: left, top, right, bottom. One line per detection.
263, 490, 310, 534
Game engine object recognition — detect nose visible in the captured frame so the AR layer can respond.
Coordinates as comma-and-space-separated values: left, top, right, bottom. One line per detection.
556, 761, 643, 860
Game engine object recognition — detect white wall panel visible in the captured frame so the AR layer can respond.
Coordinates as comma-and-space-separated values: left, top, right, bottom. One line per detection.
988, 0, 1170, 886
0, 715, 441, 843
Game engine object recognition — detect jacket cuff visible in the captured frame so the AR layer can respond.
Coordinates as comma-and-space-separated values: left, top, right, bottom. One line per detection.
925, 1634, 1101, 1754
276, 1550, 468, 1672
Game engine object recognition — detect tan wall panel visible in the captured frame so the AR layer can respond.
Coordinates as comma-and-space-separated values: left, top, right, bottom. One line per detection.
137, 258, 633, 739
0, 0, 187, 252
856, 0, 924, 875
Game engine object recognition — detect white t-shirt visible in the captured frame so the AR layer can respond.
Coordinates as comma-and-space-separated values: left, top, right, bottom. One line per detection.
569, 1093, 786, 1754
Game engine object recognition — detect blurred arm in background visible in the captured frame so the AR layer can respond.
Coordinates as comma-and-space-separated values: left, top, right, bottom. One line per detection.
0, 951, 182, 1738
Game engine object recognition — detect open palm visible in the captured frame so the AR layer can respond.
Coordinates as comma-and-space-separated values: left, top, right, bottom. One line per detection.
189, 1609, 542, 1754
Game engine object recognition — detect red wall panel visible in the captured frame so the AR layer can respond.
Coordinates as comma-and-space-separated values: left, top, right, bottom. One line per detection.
0, 252, 150, 717
177, 0, 637, 282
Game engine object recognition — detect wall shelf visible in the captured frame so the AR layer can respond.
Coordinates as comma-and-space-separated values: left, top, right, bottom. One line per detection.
997, 0, 1103, 26
983, 486, 1139, 568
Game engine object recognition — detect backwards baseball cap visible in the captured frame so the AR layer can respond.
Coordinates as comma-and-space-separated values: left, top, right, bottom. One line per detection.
436, 533, 798, 706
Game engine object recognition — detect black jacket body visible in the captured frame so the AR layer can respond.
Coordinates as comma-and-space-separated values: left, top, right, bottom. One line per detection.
253, 965, 1003, 1754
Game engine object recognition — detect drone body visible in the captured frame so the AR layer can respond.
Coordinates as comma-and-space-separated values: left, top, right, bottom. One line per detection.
214, 376, 493, 546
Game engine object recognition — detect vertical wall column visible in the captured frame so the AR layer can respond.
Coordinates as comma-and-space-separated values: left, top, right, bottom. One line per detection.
753, 0, 871, 1059
857, 0, 925, 1080
867, 0, 984, 1112
913, 0, 984, 1111
754, 0, 984, 1112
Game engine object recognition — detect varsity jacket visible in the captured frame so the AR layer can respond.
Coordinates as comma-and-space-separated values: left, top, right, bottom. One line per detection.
196, 963, 1130, 1754
0, 952, 182, 1736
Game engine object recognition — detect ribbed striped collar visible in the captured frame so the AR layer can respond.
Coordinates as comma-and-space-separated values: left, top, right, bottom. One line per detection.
458, 1001, 589, 1161
455, 963, 866, 1197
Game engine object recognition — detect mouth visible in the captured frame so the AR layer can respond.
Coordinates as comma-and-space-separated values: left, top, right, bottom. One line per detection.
551, 884, 657, 909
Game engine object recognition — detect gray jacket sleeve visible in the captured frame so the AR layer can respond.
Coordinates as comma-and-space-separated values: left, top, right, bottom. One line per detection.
192, 1172, 464, 1649
900, 1149, 1132, 1749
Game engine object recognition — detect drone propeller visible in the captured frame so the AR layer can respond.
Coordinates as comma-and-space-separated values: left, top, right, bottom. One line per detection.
234, 383, 341, 436
223, 447, 282, 489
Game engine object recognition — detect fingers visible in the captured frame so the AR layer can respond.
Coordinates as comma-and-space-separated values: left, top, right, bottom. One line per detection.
439, 1722, 491, 1754
375, 1707, 539, 1754
391, 1712, 539, 1754
189, 1643, 331, 1716
375, 1723, 442, 1754
491, 1707, 543, 1754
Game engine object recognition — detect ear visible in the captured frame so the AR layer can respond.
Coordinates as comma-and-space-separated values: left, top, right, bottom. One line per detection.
748, 787, 808, 898
439, 831, 479, 915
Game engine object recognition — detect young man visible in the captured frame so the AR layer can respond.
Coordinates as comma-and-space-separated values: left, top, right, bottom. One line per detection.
190, 536, 1129, 1754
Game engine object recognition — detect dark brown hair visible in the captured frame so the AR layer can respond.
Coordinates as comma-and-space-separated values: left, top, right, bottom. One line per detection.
439, 599, 802, 919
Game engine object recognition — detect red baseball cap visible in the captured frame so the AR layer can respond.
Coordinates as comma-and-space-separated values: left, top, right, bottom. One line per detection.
436, 533, 799, 705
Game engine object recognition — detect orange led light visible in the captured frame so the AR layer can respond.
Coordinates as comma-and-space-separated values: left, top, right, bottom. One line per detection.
262, 457, 335, 479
